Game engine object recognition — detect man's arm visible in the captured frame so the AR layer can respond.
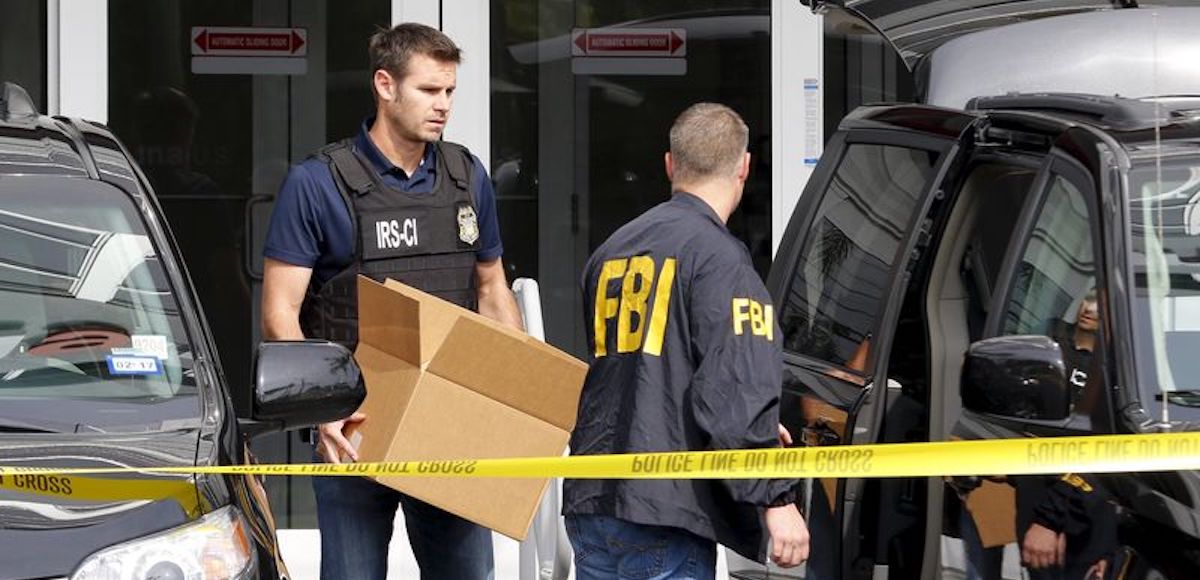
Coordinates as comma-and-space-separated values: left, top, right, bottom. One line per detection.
476, 258, 525, 331
261, 256, 364, 461
261, 161, 328, 341
261, 257, 312, 340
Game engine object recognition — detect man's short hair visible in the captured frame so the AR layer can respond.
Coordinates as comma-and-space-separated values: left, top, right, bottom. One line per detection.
369, 23, 462, 81
669, 103, 749, 185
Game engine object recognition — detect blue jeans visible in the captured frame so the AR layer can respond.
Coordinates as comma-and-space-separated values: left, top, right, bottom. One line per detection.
960, 508, 1003, 580
312, 470, 494, 580
566, 514, 716, 580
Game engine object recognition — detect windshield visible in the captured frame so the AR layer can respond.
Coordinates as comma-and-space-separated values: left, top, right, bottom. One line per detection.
0, 177, 199, 432
1128, 153, 1200, 421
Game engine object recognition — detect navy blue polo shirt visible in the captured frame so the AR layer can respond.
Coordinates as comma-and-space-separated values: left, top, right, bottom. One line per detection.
264, 117, 503, 287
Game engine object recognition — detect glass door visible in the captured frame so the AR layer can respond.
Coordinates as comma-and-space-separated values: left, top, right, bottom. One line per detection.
491, 0, 776, 357
0, 0, 47, 112
108, 0, 389, 528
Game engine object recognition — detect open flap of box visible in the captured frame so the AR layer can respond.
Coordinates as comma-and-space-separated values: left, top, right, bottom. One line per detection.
361, 275, 587, 430
426, 315, 587, 431
357, 276, 460, 365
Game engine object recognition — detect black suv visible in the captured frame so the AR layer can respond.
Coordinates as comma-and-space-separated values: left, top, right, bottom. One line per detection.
742, 93, 1200, 580
0, 82, 363, 579
713, 2, 1200, 578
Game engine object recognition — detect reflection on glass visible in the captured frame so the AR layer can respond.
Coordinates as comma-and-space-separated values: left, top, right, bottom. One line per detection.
1003, 177, 1094, 337
0, 180, 197, 431
1129, 157, 1200, 424
492, 0, 774, 357
779, 144, 936, 369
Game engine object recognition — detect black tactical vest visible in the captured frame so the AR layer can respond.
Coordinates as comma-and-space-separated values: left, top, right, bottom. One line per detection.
300, 139, 481, 351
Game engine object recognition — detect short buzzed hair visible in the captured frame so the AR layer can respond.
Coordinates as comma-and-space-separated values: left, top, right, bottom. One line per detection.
369, 23, 461, 81
668, 103, 748, 185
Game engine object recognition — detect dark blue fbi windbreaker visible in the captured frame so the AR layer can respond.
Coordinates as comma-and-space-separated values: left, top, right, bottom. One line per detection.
563, 192, 797, 562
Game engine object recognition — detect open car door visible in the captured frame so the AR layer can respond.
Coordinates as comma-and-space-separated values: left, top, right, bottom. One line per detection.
724, 104, 977, 580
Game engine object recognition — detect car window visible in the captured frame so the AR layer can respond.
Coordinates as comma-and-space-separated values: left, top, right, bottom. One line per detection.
0, 177, 198, 431
956, 162, 1039, 342
998, 172, 1105, 419
1128, 156, 1200, 422
1001, 175, 1096, 337
779, 143, 938, 371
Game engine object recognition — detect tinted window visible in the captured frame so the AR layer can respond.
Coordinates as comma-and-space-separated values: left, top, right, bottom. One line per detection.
1002, 175, 1095, 336
0, 177, 198, 431
1128, 157, 1200, 421
492, 0, 774, 359
780, 144, 937, 370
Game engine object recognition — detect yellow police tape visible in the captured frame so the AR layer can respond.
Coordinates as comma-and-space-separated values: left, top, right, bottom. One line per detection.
0, 471, 202, 511
2, 433, 1200, 485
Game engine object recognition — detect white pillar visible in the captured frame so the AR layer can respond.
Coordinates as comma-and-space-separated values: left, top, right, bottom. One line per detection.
56, 0, 107, 122
392, 0, 490, 167
393, 0, 439, 28
440, 0, 490, 167
771, 0, 823, 255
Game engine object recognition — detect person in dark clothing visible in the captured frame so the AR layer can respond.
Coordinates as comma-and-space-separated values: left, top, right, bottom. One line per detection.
260, 23, 523, 580
563, 103, 810, 579
1054, 287, 1100, 409
1018, 288, 1117, 580
1017, 473, 1117, 580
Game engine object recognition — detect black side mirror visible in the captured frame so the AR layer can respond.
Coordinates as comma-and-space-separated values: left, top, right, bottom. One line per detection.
961, 335, 1071, 421
242, 340, 366, 437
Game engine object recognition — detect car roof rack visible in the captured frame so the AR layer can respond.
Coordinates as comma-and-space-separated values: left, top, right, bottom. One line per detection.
0, 82, 39, 121
965, 92, 1200, 130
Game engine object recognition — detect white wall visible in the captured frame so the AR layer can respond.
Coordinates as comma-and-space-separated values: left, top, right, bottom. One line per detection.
771, 0, 823, 254
53, 0, 107, 121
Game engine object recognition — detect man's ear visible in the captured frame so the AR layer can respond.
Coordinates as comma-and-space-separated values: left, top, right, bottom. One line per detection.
373, 69, 396, 102
737, 151, 751, 181
664, 152, 674, 181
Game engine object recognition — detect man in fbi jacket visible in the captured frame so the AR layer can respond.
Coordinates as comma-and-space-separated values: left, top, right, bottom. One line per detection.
564, 102, 810, 579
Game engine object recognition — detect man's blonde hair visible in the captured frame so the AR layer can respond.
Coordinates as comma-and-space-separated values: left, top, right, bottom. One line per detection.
668, 102, 748, 185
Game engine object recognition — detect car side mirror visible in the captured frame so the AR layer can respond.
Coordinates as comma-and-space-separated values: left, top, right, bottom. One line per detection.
961, 335, 1071, 421
241, 340, 366, 437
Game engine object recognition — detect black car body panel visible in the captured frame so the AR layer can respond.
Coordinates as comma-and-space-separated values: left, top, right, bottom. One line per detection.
0, 431, 202, 578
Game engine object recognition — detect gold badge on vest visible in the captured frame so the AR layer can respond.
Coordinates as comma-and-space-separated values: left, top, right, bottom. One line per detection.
457, 204, 479, 245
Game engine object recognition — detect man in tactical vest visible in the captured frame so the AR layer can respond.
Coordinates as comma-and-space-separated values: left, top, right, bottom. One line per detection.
261, 23, 523, 580
564, 103, 809, 579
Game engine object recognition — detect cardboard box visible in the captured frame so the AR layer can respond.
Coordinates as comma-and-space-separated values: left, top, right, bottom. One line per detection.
966, 480, 1017, 548
350, 276, 587, 540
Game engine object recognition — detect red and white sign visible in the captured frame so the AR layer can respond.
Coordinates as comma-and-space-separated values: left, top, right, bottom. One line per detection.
191, 27, 307, 57
571, 28, 686, 58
